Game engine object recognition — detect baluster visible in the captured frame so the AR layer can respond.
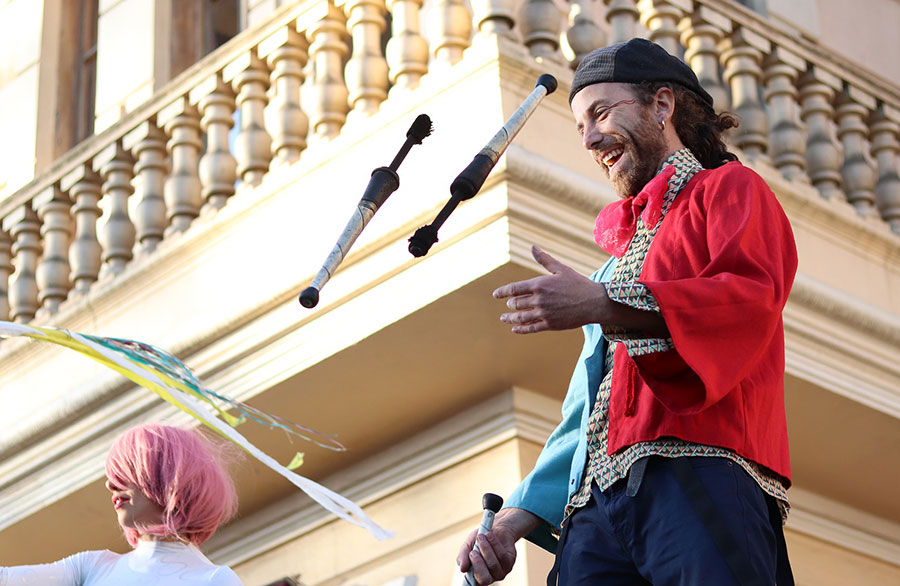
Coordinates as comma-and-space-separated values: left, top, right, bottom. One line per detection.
34, 185, 72, 316
94, 142, 135, 278
870, 105, 900, 233
762, 48, 806, 181
307, 0, 350, 139
386, 0, 429, 91
3, 205, 42, 323
259, 27, 309, 167
344, 0, 389, 116
719, 28, 770, 162
798, 67, 843, 201
637, 0, 685, 57
191, 74, 238, 211
835, 88, 879, 218
428, 0, 472, 66
159, 98, 203, 233
61, 165, 103, 295
603, 0, 639, 45
679, 9, 730, 111
225, 50, 273, 186
520, 0, 563, 60
472, 0, 514, 39
124, 121, 169, 254
565, 0, 605, 68
0, 229, 11, 321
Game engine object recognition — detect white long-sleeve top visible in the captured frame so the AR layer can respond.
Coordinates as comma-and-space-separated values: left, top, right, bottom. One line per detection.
0, 540, 243, 586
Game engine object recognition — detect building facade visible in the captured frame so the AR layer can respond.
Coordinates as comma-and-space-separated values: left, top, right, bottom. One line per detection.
1, 0, 899, 584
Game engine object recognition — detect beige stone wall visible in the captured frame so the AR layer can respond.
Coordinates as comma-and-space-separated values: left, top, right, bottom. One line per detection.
769, 0, 900, 83
0, 0, 43, 200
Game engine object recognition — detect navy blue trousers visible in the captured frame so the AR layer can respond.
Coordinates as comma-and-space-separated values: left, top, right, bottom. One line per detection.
552, 457, 792, 586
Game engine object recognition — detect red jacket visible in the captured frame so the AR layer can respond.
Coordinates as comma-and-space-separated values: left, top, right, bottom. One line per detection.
607, 162, 797, 484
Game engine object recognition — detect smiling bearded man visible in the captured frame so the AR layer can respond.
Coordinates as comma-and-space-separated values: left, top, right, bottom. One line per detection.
581, 87, 669, 199
457, 38, 798, 586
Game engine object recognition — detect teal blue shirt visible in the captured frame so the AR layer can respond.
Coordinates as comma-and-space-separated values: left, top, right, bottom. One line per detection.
504, 257, 617, 551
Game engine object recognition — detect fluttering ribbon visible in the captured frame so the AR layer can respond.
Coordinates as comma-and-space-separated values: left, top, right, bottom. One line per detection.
593, 165, 675, 257
0, 321, 393, 541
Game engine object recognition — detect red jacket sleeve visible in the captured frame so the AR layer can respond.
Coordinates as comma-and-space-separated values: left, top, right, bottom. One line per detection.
634, 162, 797, 413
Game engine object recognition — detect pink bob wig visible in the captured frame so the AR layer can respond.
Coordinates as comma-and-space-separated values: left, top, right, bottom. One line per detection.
105, 423, 238, 547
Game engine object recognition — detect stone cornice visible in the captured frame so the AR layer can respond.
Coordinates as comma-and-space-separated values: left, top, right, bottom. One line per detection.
204, 388, 900, 569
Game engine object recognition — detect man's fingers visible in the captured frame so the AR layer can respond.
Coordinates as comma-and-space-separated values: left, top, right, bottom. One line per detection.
505, 295, 534, 311
477, 534, 501, 572
471, 533, 510, 585
532, 245, 567, 274
501, 309, 542, 325
468, 549, 492, 586
500, 311, 549, 334
457, 529, 477, 570
493, 277, 539, 300
511, 322, 548, 334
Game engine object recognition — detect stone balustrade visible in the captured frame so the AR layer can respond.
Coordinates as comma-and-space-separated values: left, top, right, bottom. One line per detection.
0, 0, 898, 324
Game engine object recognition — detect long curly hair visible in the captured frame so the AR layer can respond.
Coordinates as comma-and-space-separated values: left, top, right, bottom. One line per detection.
632, 81, 739, 169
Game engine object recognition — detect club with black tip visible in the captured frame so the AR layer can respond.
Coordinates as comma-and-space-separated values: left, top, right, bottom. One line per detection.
300, 114, 433, 308
463, 493, 504, 586
409, 75, 557, 258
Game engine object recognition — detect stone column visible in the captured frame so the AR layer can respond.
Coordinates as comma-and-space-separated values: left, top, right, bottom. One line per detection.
603, 0, 639, 45
190, 74, 238, 212
159, 97, 203, 233
835, 87, 878, 218
0, 229, 11, 321
94, 141, 136, 278
870, 105, 900, 233
565, 0, 605, 68
762, 48, 807, 181
61, 164, 103, 295
3, 205, 42, 323
472, 0, 516, 39
637, 0, 686, 57
427, 0, 472, 66
520, 0, 563, 61
798, 67, 844, 201
720, 28, 770, 162
679, 9, 730, 111
386, 0, 429, 91
307, 1, 351, 139
344, 0, 390, 116
124, 120, 169, 254
260, 27, 310, 167
225, 50, 273, 187
34, 185, 73, 316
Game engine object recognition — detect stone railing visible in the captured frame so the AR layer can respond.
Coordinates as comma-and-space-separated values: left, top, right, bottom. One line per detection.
1, 0, 899, 325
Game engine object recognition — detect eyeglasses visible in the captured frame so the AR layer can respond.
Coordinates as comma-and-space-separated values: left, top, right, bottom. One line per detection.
593, 98, 637, 123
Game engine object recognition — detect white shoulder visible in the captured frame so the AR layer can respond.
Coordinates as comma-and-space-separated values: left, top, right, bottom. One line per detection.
207, 566, 245, 586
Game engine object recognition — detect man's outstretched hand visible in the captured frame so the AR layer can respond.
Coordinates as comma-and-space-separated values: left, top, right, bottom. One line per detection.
493, 246, 610, 334
493, 245, 668, 336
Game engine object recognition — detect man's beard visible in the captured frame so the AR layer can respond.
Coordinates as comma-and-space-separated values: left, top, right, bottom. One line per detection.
609, 117, 669, 197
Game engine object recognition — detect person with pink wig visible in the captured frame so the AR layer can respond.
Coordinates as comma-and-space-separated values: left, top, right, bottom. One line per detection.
0, 423, 243, 585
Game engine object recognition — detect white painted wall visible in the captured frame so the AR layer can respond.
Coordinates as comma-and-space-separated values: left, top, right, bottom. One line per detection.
0, 0, 43, 200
